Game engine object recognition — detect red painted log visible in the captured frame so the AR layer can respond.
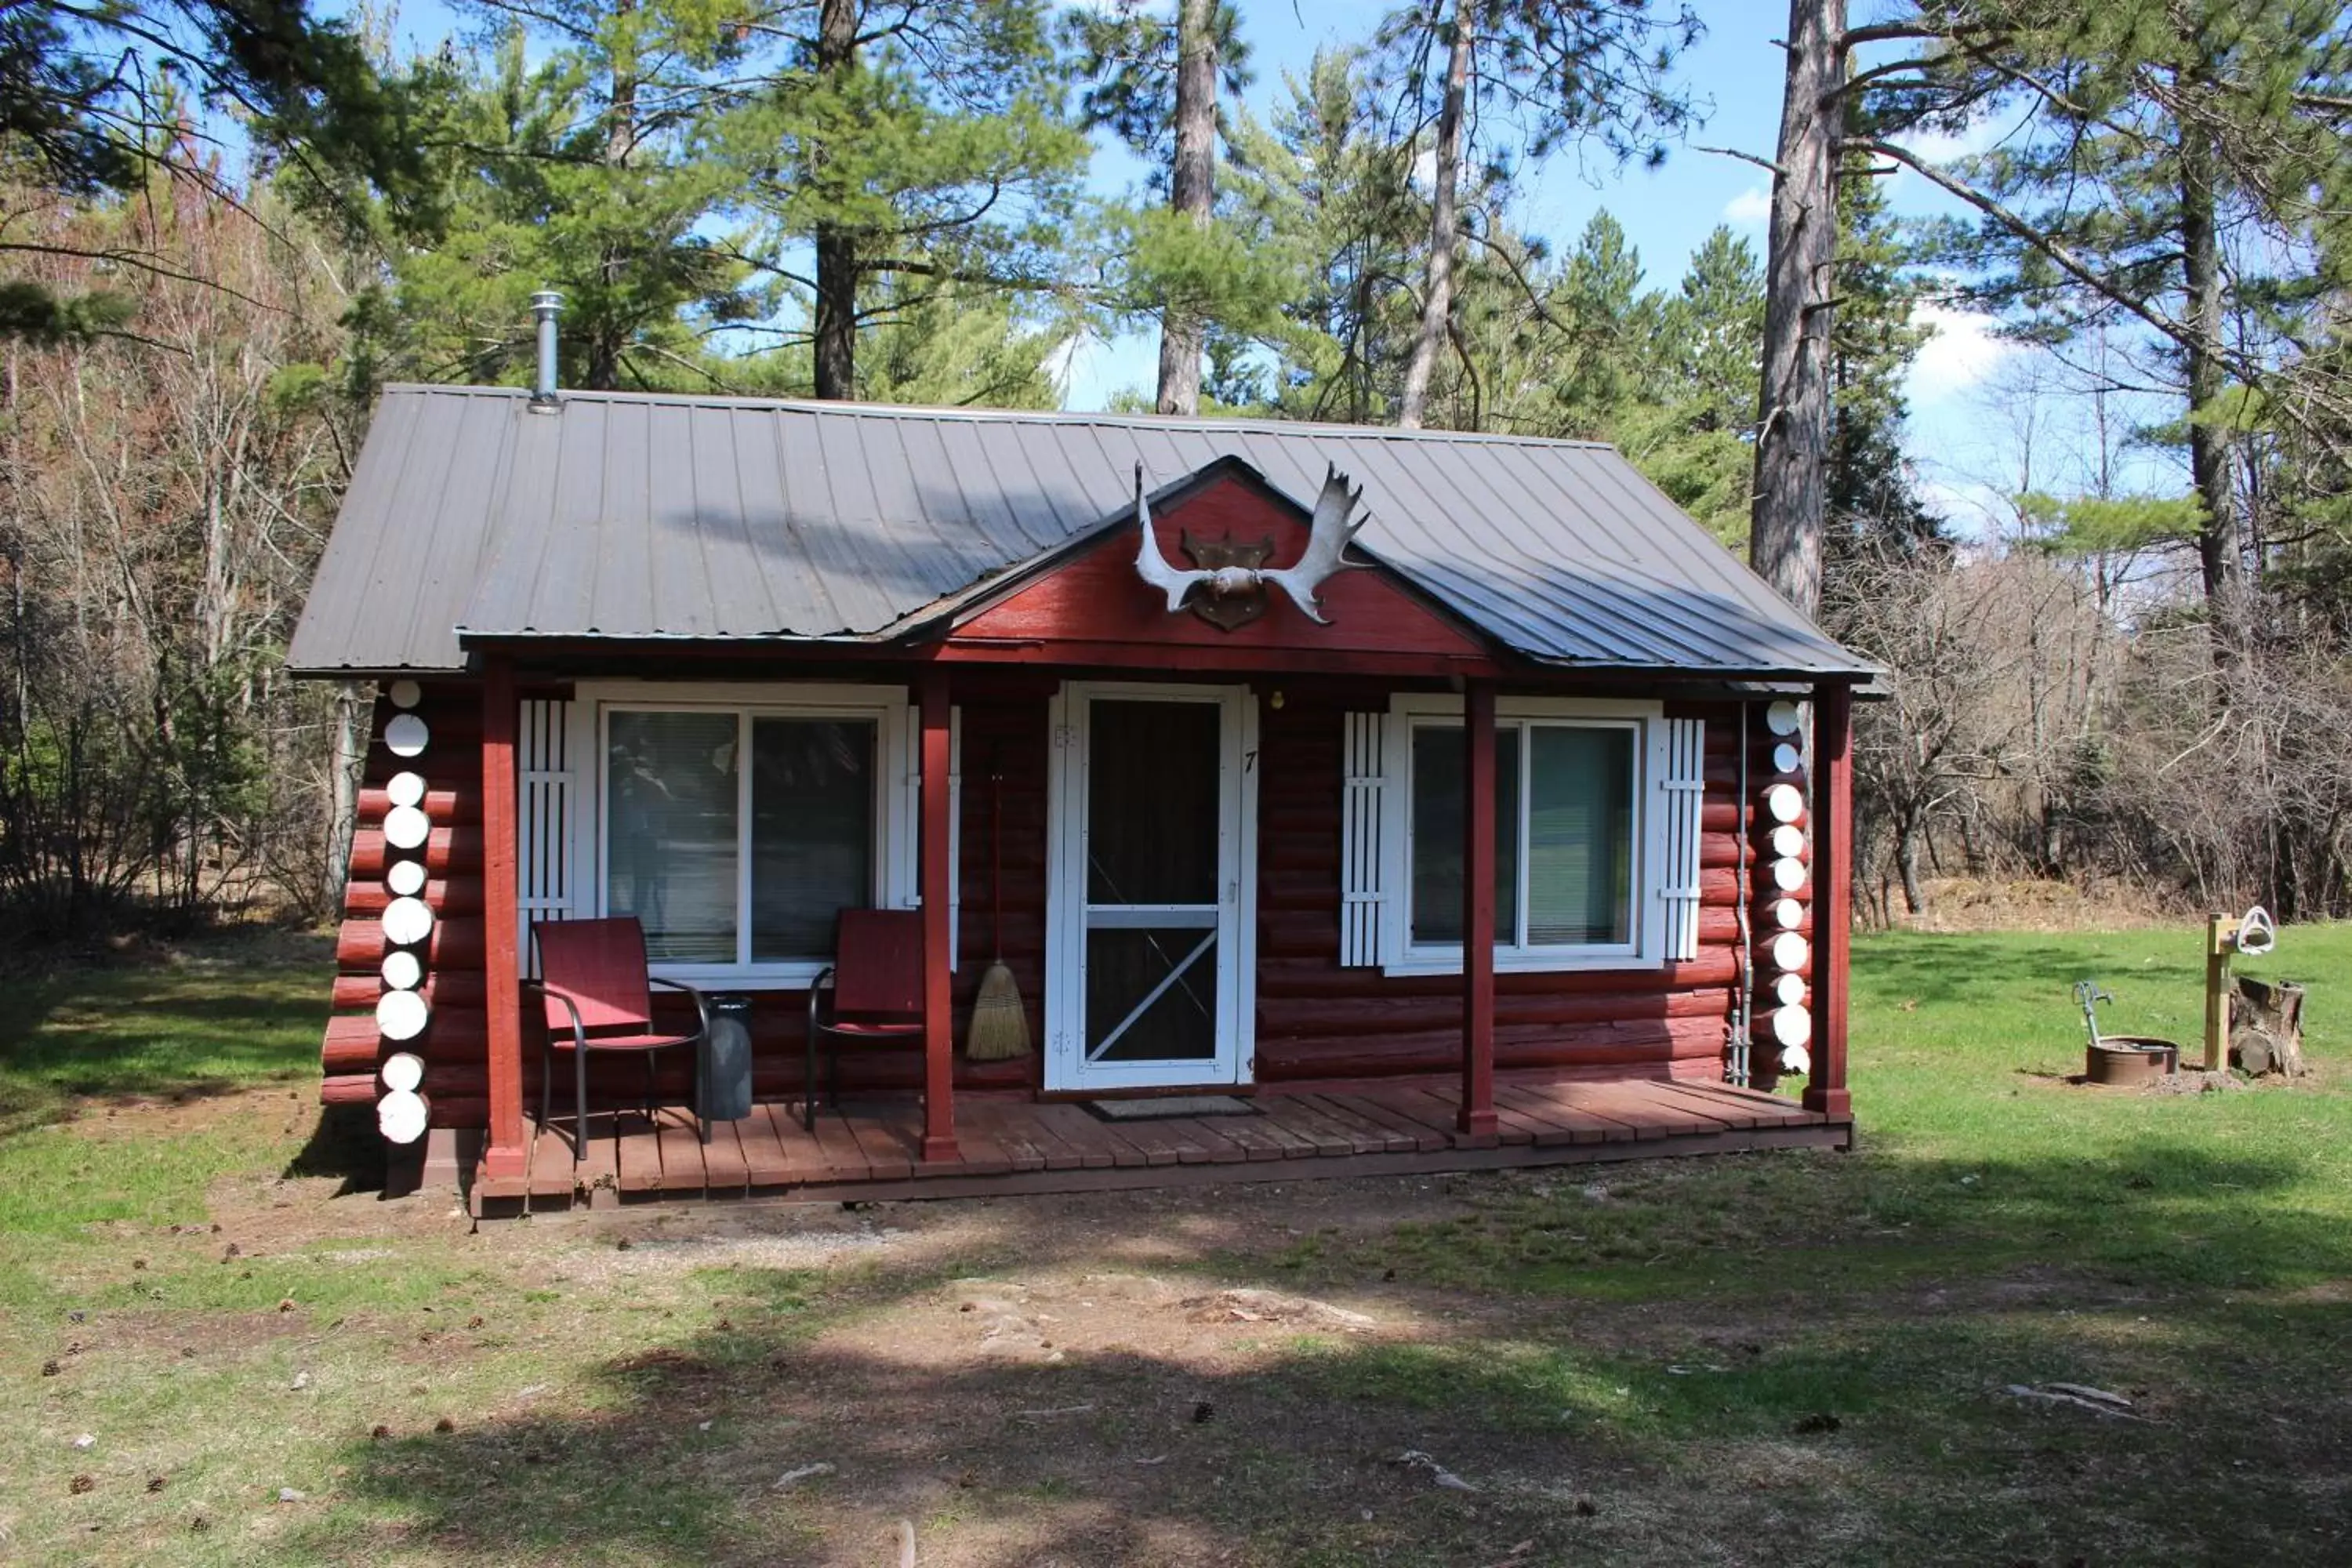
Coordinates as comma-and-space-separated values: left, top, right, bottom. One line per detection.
321, 1073, 386, 1105
348, 826, 485, 877
1253, 948, 1742, 996
330, 971, 488, 1012
1257, 1016, 1721, 1081
344, 877, 486, 918
358, 785, 481, 823
1258, 985, 1730, 1038
337, 916, 486, 970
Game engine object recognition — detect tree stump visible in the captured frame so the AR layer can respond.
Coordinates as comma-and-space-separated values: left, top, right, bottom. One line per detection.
2230, 976, 2307, 1076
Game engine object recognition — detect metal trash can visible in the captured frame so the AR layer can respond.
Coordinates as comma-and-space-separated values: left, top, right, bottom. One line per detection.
699, 993, 755, 1127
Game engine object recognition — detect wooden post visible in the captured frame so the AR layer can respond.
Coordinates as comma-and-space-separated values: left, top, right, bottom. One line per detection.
2204, 913, 2233, 1072
918, 668, 960, 1164
1459, 681, 1498, 1142
480, 656, 528, 1180
1804, 681, 1852, 1119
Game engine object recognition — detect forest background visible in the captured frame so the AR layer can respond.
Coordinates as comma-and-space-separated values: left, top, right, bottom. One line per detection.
2, 0, 2347, 944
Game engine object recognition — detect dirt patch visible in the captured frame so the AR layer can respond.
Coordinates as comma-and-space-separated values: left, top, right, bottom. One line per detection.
60, 1083, 311, 1142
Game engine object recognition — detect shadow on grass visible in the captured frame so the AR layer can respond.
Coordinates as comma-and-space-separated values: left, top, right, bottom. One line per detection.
282, 1103, 387, 1195
0, 932, 333, 1131
284, 1185, 2352, 1568
1283, 1136, 2350, 1313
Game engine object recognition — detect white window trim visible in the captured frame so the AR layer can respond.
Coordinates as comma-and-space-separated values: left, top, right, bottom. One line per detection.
1378, 692, 1668, 977
568, 680, 946, 989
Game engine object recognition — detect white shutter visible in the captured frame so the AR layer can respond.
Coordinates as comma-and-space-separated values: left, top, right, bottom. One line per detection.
1657, 717, 1706, 962
1340, 710, 1388, 967
517, 698, 577, 978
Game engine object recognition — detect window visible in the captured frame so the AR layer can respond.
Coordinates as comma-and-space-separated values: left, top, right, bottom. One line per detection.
1352, 694, 1696, 976
562, 683, 951, 986
1407, 717, 1636, 957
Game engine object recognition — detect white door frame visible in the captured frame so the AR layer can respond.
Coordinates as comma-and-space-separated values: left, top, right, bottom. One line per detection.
1044, 681, 1258, 1091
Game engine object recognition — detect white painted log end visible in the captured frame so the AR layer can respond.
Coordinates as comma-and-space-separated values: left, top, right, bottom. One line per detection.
376, 989, 430, 1042
382, 896, 434, 947
378, 1087, 429, 1145
384, 713, 430, 757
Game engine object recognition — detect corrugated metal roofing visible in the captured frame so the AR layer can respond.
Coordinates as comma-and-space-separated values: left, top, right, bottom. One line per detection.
287, 383, 1871, 678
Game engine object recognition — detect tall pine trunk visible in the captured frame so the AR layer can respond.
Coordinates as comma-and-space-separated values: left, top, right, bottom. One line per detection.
587, 0, 636, 390
1748, 0, 1842, 617
1397, 0, 1471, 431
2178, 94, 2237, 617
812, 0, 860, 401
1155, 0, 1217, 416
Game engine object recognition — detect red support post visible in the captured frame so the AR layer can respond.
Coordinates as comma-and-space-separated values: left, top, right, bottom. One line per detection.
1805, 681, 1853, 1119
1458, 681, 1499, 1143
918, 667, 960, 1164
480, 656, 528, 1179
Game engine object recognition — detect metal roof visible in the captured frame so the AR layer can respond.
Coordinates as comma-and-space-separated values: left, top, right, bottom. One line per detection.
286, 384, 1871, 679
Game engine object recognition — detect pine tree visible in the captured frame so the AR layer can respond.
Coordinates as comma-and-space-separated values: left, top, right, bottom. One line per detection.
2, 0, 417, 339
1375, 0, 1701, 429
1065, 0, 1256, 415
1220, 49, 1421, 423
1825, 151, 1937, 557
358, 13, 762, 392
1849, 0, 2352, 618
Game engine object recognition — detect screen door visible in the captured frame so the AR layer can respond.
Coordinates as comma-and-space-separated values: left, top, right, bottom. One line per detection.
1046, 684, 1254, 1090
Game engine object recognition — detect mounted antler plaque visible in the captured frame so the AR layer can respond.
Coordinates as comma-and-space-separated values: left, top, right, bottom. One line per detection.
1177, 530, 1276, 630
1132, 462, 1368, 630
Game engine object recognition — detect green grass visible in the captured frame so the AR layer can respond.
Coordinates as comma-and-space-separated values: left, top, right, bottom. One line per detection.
0, 932, 334, 1247
3, 922, 2349, 1565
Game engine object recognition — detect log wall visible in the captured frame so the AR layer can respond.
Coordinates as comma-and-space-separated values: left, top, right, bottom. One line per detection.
321, 673, 1795, 1126
1251, 689, 1753, 1084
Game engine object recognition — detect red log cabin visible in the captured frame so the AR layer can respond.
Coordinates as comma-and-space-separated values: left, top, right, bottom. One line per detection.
289, 371, 1870, 1212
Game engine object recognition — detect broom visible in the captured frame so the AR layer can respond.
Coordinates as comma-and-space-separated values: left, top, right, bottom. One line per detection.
965, 764, 1030, 1059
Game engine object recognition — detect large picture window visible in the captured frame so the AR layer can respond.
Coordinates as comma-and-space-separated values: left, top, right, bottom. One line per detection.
1357, 694, 1676, 975
1406, 718, 1636, 957
572, 684, 948, 985
605, 709, 880, 966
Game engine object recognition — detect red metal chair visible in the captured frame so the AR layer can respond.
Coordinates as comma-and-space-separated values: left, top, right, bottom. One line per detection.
804, 909, 925, 1131
529, 916, 710, 1162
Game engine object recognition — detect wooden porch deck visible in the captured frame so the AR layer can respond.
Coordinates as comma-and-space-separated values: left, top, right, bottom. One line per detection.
449, 1077, 1850, 1215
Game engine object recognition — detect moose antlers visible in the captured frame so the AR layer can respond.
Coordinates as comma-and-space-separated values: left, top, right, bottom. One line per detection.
1132, 462, 1368, 625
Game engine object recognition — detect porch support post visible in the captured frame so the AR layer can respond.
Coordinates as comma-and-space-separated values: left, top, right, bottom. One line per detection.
1458, 681, 1499, 1143
1804, 681, 1853, 1119
918, 666, 960, 1164
480, 655, 528, 1179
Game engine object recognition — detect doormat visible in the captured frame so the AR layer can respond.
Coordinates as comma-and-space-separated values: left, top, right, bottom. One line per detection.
1084, 1095, 1262, 1122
